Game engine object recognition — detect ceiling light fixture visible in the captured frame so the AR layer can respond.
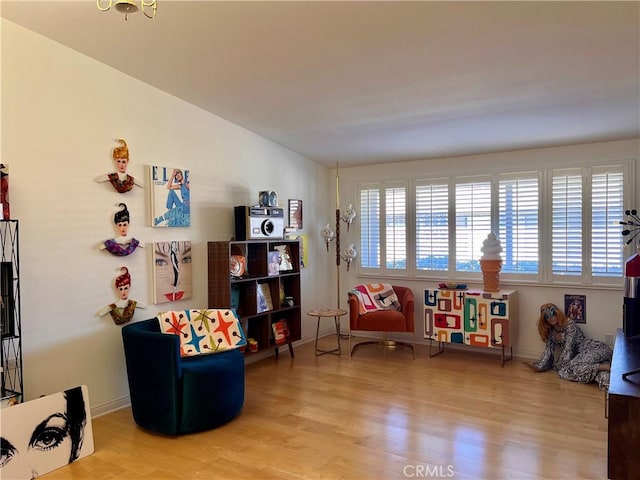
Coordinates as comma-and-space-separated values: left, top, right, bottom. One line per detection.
97, 0, 157, 21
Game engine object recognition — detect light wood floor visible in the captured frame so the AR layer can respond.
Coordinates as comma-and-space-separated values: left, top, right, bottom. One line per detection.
45, 337, 609, 480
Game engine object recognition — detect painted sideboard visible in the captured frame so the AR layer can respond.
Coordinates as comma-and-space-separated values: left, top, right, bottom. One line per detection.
424, 288, 518, 365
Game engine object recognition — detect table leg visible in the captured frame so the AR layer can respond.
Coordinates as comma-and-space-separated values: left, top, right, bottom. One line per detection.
315, 315, 342, 356
334, 316, 342, 356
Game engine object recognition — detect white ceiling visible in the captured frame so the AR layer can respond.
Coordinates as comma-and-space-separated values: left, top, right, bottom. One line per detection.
2, 0, 639, 167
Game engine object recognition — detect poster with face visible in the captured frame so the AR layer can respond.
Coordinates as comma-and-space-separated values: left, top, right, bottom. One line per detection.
0, 385, 94, 479
152, 241, 193, 304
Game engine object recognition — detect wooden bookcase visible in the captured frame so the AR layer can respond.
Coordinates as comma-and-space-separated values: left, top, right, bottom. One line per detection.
207, 239, 301, 357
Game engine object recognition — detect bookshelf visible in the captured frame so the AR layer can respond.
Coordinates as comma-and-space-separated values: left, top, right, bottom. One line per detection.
207, 239, 301, 358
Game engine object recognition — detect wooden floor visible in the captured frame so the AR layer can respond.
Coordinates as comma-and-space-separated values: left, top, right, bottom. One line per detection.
46, 337, 608, 480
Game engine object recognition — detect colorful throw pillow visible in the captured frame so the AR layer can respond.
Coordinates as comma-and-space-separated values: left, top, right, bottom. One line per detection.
350, 283, 401, 314
157, 309, 247, 357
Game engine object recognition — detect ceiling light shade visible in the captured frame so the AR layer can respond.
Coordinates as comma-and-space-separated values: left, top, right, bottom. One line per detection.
97, 0, 157, 20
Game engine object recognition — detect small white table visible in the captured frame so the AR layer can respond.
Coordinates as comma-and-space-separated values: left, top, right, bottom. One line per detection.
308, 309, 347, 356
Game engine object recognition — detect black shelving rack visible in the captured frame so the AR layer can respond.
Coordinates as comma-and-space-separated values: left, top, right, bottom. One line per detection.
1, 220, 22, 406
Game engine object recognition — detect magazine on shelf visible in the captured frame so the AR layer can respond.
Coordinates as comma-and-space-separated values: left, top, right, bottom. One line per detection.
256, 283, 273, 313
271, 320, 290, 345
268, 251, 280, 276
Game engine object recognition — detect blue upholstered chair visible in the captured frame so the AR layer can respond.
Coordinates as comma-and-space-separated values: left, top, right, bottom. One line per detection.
121, 318, 245, 435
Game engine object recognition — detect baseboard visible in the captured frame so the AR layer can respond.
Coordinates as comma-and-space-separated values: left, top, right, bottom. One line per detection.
91, 395, 131, 419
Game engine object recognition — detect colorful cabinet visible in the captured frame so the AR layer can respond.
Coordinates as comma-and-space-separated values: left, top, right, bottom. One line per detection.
424, 288, 517, 365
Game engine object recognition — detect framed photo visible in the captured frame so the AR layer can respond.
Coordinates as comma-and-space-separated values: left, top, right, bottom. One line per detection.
288, 199, 302, 230
565, 294, 586, 324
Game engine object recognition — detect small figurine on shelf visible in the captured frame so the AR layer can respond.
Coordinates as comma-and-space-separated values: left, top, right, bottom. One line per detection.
275, 244, 293, 271
95, 139, 144, 193
96, 266, 145, 325
99, 203, 142, 256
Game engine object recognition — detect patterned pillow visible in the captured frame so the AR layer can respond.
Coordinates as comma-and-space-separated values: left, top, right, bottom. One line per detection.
157, 309, 247, 357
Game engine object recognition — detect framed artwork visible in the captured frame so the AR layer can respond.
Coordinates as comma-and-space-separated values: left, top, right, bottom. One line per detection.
0, 385, 94, 477
149, 165, 190, 227
152, 241, 193, 304
565, 294, 586, 324
288, 199, 302, 229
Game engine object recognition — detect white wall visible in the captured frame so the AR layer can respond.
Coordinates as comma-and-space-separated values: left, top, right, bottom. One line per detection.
1, 20, 335, 414
334, 139, 640, 359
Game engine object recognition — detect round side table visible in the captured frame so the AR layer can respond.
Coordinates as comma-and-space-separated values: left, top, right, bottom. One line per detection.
307, 309, 347, 356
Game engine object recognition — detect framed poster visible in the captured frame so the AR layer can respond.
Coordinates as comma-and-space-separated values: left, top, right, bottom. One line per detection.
565, 294, 586, 323
152, 241, 193, 304
0, 385, 94, 477
288, 199, 302, 229
149, 166, 190, 227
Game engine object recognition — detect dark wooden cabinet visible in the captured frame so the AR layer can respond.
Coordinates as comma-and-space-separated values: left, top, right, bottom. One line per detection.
207, 239, 301, 357
608, 329, 640, 479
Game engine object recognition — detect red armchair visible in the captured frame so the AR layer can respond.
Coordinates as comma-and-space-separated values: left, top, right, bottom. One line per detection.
348, 285, 415, 358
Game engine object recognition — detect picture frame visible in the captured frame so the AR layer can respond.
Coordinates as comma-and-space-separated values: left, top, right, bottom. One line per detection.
288, 199, 303, 230
149, 165, 190, 228
152, 241, 193, 304
564, 294, 586, 324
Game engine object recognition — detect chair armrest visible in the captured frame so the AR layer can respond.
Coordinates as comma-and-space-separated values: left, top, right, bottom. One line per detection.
348, 294, 360, 329
122, 320, 182, 433
395, 287, 415, 333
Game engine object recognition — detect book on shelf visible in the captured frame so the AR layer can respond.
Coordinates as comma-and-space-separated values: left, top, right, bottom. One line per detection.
272, 320, 291, 345
256, 283, 273, 313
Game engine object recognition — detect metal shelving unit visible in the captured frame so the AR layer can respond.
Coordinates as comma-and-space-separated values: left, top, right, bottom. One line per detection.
1, 220, 22, 407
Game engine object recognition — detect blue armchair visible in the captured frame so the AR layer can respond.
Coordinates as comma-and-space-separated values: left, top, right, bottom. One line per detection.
121, 318, 245, 435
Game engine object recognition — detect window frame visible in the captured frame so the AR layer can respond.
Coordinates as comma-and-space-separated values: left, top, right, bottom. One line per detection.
355, 158, 634, 288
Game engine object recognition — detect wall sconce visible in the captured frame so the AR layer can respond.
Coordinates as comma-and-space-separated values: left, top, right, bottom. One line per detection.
97, 0, 157, 20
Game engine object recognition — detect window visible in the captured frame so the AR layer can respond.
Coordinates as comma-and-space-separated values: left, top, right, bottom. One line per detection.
359, 183, 407, 273
358, 160, 629, 286
499, 175, 539, 274
416, 182, 449, 271
591, 168, 624, 277
552, 170, 583, 276
385, 186, 407, 270
359, 187, 380, 269
455, 180, 491, 272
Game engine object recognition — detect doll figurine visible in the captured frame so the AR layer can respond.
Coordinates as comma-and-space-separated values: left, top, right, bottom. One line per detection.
99, 203, 142, 256
96, 267, 144, 325
95, 139, 143, 193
